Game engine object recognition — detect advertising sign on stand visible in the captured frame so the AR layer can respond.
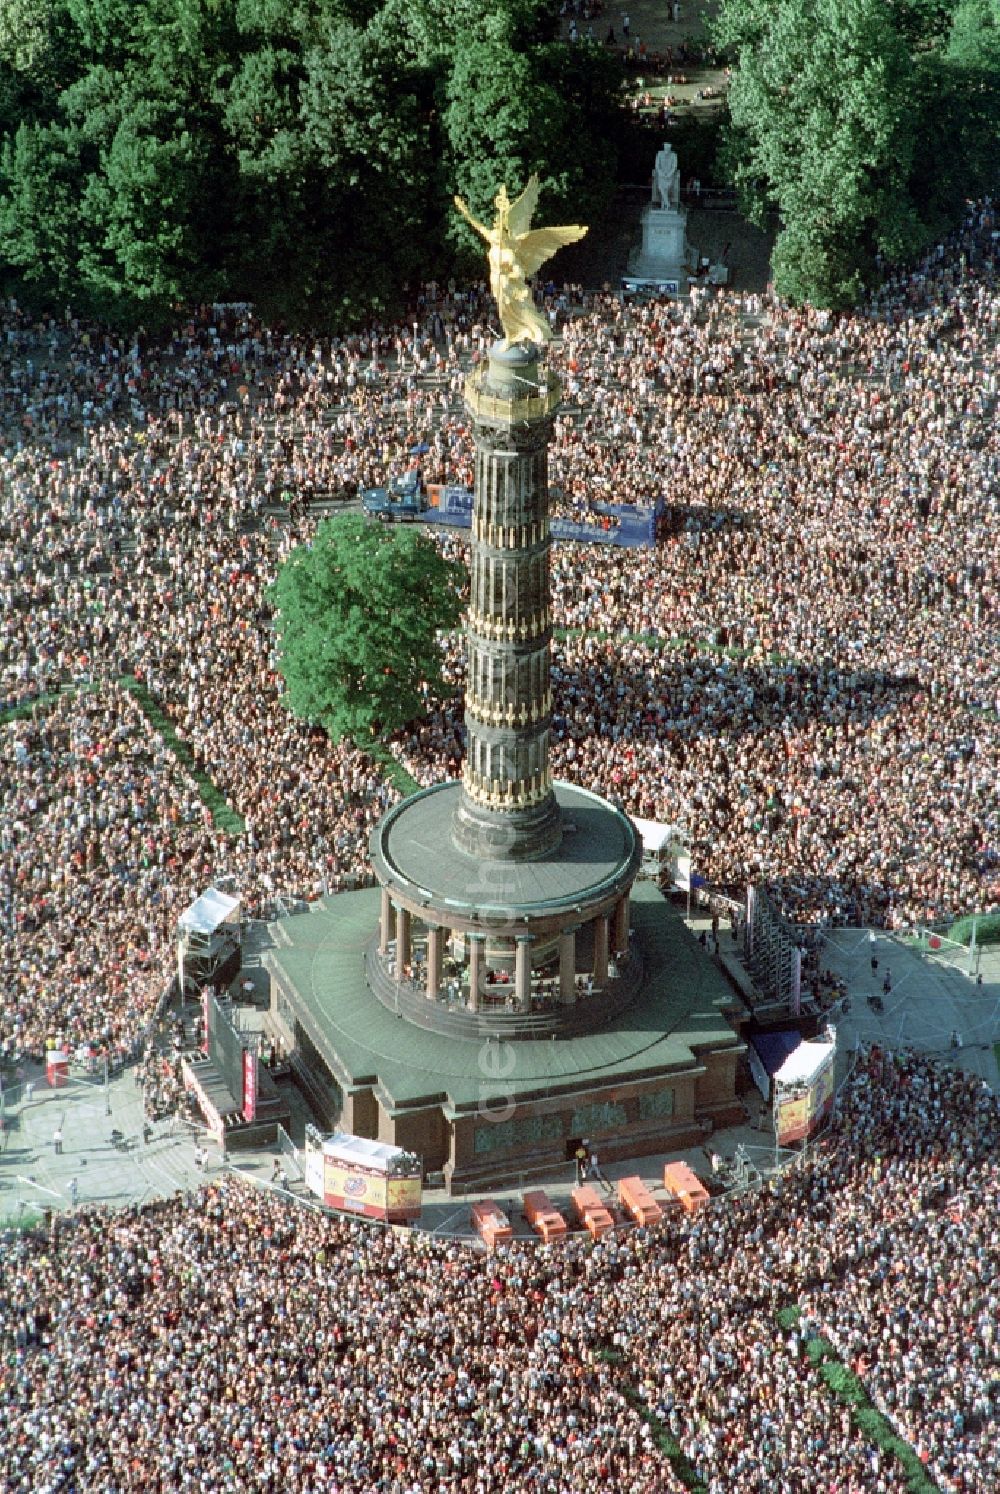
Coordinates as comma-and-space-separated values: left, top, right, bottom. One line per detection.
242, 1048, 257, 1123
303, 1132, 423, 1223
773, 1032, 837, 1146
775, 1089, 810, 1145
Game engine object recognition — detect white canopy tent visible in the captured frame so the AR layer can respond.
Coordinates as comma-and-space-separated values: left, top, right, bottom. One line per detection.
631, 818, 688, 885
322, 1134, 408, 1173
177, 887, 241, 937
773, 1036, 834, 1090
176, 887, 242, 996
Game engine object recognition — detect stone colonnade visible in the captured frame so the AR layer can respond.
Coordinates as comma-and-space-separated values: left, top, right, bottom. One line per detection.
378, 890, 631, 1009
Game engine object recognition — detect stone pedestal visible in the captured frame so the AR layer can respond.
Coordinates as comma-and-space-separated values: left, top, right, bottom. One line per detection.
629, 203, 693, 286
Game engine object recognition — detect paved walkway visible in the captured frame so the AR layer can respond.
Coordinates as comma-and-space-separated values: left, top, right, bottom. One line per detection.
563, 0, 727, 117
1, 1061, 214, 1225
818, 924, 1000, 1089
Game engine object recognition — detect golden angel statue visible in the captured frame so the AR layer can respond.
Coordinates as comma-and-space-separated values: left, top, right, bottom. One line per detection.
454, 176, 587, 347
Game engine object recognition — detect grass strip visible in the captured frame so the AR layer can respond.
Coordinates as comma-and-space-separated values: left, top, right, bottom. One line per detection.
949, 912, 1000, 948
900, 914, 1000, 951
368, 739, 422, 798
596, 1348, 708, 1492
0, 682, 99, 725
120, 675, 246, 835
3, 678, 245, 835
0, 1209, 44, 1233
777, 1309, 939, 1494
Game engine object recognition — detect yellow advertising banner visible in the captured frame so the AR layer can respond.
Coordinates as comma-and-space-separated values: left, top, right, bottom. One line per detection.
777, 1058, 836, 1145
812, 1062, 835, 1115
775, 1092, 809, 1145
324, 1158, 385, 1213
386, 1176, 422, 1214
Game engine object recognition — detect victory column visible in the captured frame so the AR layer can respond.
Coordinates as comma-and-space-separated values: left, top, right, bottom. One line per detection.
265, 179, 743, 1188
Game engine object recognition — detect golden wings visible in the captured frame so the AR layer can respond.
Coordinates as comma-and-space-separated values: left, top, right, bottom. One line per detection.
454, 175, 588, 345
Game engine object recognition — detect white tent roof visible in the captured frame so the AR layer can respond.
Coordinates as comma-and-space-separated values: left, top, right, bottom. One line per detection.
632, 818, 683, 852
774, 1037, 835, 1088
177, 887, 241, 936
322, 1133, 412, 1173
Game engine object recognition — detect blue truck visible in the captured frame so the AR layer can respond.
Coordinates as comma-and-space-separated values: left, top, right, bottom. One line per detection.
360, 471, 427, 522
361, 475, 661, 548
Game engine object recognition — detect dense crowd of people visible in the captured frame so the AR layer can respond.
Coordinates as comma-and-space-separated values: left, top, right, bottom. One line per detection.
2, 1049, 995, 1492
1, 688, 211, 1066
2, 200, 998, 1072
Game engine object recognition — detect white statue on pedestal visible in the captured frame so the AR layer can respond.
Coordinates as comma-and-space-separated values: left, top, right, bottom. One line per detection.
651, 143, 680, 210
627, 138, 695, 286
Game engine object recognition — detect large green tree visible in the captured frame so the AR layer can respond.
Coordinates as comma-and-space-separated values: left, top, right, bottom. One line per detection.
0, 0, 624, 326
269, 516, 464, 742
715, 0, 1000, 306
0, 120, 81, 298
715, 0, 917, 307
0, 0, 53, 76
913, 0, 1000, 232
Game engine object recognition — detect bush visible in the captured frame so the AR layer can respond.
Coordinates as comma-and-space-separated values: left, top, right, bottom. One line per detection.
949, 911, 1000, 947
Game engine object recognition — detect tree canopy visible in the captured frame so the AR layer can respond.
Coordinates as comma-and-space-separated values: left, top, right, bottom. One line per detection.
268, 515, 464, 743
0, 0, 621, 327
714, 0, 1000, 306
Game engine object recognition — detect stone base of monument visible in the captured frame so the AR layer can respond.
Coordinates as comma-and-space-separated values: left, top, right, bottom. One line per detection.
263, 878, 745, 1193
626, 203, 698, 291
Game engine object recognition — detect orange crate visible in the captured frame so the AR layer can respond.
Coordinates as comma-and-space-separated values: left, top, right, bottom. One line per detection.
571, 1185, 615, 1237
522, 1189, 568, 1242
617, 1175, 663, 1226
470, 1200, 512, 1250
662, 1161, 710, 1215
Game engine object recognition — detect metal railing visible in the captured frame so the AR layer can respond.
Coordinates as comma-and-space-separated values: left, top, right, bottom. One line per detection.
463, 370, 561, 426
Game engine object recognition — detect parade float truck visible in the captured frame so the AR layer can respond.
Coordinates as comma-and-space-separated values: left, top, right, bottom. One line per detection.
362, 471, 662, 547
304, 1130, 423, 1224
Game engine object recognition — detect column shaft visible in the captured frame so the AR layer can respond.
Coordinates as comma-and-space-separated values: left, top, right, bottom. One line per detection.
559, 930, 577, 1004
379, 887, 394, 956
426, 926, 442, 1000
612, 896, 630, 956
468, 935, 484, 1012
452, 348, 562, 860
395, 906, 411, 982
593, 915, 609, 988
515, 936, 532, 1013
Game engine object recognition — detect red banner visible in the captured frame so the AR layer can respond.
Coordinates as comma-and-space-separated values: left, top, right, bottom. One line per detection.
242, 1047, 257, 1123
